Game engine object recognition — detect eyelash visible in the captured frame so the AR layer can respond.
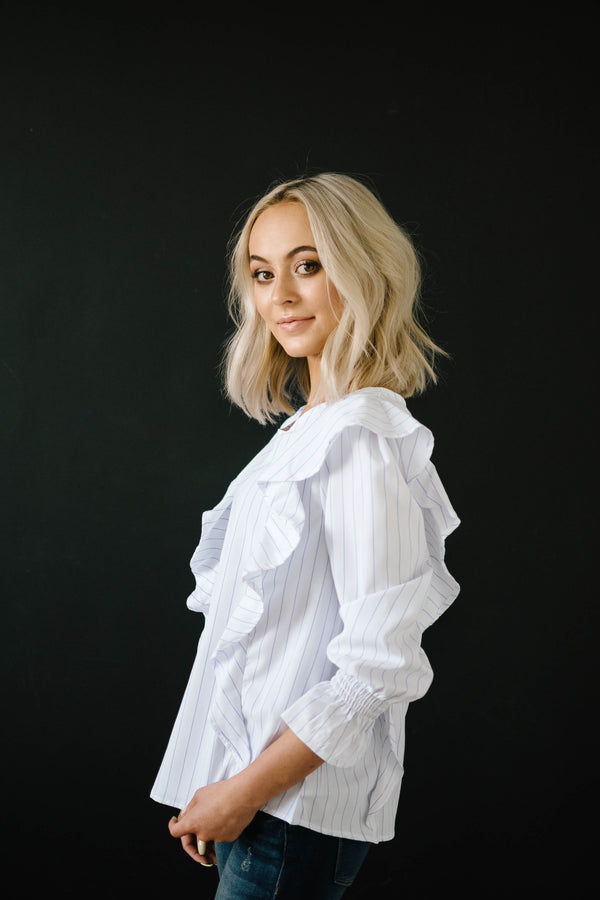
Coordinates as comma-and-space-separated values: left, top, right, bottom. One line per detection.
252, 260, 322, 282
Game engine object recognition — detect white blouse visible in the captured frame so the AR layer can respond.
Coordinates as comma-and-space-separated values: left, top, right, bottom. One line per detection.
150, 387, 460, 843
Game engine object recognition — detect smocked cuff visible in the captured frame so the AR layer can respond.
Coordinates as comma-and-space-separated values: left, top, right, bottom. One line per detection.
281, 671, 388, 768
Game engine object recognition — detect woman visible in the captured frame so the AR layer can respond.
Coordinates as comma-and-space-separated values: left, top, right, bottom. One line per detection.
151, 173, 460, 898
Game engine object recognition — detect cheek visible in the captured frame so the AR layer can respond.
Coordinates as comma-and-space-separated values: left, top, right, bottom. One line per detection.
252, 288, 269, 322
325, 291, 345, 329
332, 295, 345, 321
324, 279, 344, 316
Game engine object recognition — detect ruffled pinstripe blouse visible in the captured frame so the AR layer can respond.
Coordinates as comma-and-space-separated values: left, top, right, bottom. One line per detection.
150, 387, 460, 842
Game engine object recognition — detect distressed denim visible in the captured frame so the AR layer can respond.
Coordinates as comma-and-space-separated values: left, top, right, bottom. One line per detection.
214, 811, 371, 899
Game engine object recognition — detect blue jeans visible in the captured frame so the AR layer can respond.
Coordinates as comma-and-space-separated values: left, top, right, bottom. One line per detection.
214, 811, 371, 899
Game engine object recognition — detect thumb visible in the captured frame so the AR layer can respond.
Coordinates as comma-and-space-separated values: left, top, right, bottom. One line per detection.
168, 813, 186, 838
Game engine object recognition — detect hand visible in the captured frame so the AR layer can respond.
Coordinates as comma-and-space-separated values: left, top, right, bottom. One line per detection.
168, 729, 323, 866
178, 832, 217, 867
168, 779, 260, 865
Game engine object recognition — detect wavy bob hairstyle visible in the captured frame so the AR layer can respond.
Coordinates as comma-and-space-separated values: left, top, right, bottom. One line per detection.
223, 172, 445, 424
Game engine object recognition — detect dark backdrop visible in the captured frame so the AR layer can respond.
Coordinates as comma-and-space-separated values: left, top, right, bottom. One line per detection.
2, 4, 596, 897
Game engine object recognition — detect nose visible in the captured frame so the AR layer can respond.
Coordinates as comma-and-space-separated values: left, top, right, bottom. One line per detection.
271, 270, 298, 305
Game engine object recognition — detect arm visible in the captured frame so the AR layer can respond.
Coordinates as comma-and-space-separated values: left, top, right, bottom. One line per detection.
168, 728, 323, 864
281, 426, 434, 767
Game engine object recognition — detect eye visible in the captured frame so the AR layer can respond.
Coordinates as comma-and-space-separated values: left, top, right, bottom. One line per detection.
251, 269, 274, 282
296, 260, 322, 276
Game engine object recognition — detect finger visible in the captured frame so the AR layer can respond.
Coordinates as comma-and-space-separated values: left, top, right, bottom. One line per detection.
197, 839, 214, 868
197, 838, 215, 867
178, 832, 214, 867
205, 840, 218, 866
181, 832, 204, 863
168, 815, 185, 837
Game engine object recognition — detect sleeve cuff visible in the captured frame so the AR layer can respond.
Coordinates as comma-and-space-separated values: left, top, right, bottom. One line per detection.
281, 671, 388, 768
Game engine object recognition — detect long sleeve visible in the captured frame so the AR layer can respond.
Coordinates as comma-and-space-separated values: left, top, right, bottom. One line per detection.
281, 425, 435, 767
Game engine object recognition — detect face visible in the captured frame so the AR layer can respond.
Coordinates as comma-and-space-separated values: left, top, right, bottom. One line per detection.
248, 202, 343, 388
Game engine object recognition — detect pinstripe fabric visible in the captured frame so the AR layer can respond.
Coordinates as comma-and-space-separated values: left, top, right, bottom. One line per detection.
150, 388, 460, 842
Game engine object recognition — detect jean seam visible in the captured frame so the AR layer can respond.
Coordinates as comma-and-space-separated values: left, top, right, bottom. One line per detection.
334, 838, 352, 887
273, 820, 288, 897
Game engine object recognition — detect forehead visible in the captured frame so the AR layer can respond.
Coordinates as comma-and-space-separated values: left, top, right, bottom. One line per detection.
248, 202, 314, 253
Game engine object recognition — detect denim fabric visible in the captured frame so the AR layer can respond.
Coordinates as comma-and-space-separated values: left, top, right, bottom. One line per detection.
214, 811, 371, 899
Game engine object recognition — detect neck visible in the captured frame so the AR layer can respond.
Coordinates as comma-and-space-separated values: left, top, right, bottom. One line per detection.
306, 355, 321, 408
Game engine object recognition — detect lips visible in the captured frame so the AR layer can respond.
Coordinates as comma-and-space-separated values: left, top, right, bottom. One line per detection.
277, 316, 314, 330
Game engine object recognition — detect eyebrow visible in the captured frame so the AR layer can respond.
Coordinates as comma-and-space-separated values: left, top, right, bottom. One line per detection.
249, 245, 318, 263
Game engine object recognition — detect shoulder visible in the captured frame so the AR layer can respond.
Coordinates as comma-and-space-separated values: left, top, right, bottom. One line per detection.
316, 387, 419, 438
259, 388, 433, 485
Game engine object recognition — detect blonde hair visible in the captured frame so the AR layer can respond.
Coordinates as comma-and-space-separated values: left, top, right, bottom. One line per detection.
223, 172, 446, 424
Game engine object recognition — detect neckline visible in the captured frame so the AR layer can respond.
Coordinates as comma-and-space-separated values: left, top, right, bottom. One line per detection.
278, 405, 307, 432
277, 387, 406, 432
278, 401, 325, 432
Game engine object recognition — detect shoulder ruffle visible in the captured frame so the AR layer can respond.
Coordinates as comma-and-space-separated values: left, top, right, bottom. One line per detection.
253, 387, 459, 630
257, 387, 428, 484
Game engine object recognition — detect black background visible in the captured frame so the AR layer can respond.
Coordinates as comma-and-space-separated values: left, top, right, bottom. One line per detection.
2, 3, 597, 896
